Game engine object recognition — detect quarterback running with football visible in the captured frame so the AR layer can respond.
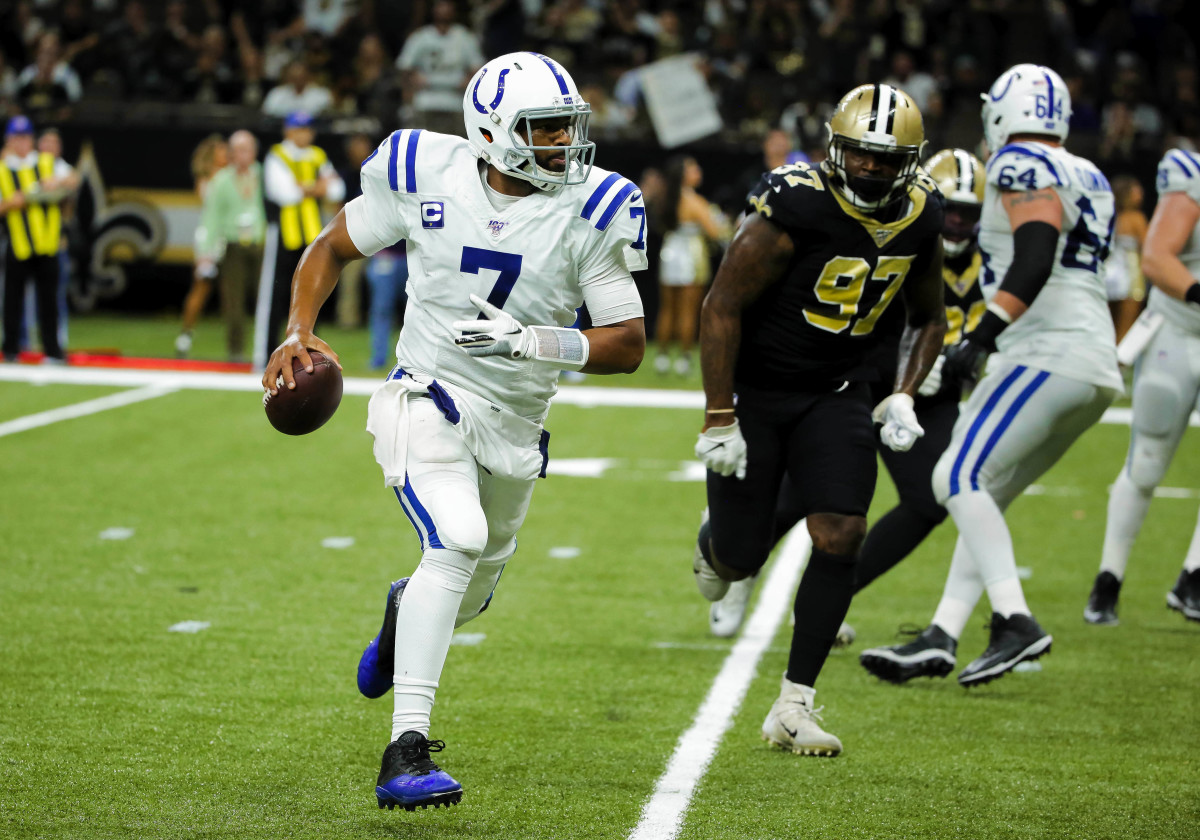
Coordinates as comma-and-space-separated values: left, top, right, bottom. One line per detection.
692, 83, 947, 756
867, 64, 1123, 687
1084, 140, 1200, 625
262, 53, 647, 810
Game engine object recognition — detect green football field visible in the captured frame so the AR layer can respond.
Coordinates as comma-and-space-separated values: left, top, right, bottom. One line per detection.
1, 321, 1197, 839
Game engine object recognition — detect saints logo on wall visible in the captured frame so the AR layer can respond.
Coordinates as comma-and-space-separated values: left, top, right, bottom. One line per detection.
71, 142, 167, 309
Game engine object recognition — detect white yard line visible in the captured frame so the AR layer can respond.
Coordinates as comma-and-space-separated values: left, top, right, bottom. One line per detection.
0, 385, 176, 438
627, 523, 811, 840
1, 365, 1188, 426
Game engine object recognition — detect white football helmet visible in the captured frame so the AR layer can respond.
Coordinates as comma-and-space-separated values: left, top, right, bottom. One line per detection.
463, 52, 595, 192
981, 64, 1072, 153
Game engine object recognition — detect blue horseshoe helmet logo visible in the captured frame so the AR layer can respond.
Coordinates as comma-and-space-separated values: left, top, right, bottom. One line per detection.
472, 68, 511, 114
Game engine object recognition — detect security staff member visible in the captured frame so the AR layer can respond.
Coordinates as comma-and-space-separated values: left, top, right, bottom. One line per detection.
259, 111, 344, 367
1, 115, 76, 363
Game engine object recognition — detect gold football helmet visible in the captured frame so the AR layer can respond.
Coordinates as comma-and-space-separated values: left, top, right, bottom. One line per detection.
826, 84, 926, 209
924, 148, 985, 256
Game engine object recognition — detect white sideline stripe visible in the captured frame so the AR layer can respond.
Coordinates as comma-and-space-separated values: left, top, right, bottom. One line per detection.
0, 366, 1194, 426
0, 385, 175, 438
628, 523, 811, 840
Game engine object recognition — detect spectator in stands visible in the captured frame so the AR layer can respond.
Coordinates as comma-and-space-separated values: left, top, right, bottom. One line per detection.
396, 0, 483, 136
236, 45, 268, 109
262, 59, 333, 118
351, 33, 400, 126
882, 50, 940, 116
176, 133, 230, 358
182, 26, 238, 105
1, 115, 75, 364
260, 111, 344, 365
0, 47, 18, 109
58, 0, 102, 82
103, 0, 169, 99
16, 33, 82, 122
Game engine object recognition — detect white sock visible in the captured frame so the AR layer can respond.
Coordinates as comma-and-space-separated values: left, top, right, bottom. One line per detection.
945, 491, 1029, 618
456, 556, 507, 628
391, 547, 477, 741
930, 535, 984, 640
1184, 508, 1200, 573
1100, 471, 1153, 580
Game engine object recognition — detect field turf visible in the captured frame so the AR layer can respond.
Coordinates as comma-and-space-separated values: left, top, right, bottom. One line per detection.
1, 315, 1197, 839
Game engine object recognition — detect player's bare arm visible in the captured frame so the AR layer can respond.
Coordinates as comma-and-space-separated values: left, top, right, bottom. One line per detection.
698, 213, 793, 431
991, 186, 1063, 320
1142, 191, 1200, 301
893, 236, 947, 396
579, 318, 645, 374
262, 210, 360, 394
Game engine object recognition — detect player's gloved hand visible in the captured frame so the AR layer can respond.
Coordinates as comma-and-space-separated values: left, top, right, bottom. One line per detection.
872, 393, 924, 452
940, 336, 991, 392
696, 420, 748, 480
453, 294, 537, 359
917, 353, 945, 397
453, 294, 589, 369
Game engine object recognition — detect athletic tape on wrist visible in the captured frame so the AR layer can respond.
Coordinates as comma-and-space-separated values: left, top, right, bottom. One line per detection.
530, 326, 589, 369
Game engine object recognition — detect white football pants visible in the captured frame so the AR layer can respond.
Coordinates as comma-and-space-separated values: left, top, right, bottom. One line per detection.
390, 396, 537, 739
1101, 320, 1200, 577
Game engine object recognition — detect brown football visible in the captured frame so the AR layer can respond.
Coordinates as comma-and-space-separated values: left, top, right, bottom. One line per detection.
263, 351, 343, 435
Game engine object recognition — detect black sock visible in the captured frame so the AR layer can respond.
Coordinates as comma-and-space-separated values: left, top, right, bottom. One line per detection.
853, 503, 941, 594
697, 517, 713, 564
786, 548, 856, 687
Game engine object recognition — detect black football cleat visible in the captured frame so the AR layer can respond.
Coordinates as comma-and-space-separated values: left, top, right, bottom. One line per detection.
376, 731, 463, 811
1084, 571, 1121, 626
958, 612, 1051, 687
1166, 568, 1200, 623
358, 578, 408, 699
859, 624, 957, 684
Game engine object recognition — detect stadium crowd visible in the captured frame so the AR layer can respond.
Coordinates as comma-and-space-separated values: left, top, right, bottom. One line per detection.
0, 1, 1194, 164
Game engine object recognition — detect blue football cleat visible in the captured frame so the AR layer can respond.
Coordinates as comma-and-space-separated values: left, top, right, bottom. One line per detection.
376, 731, 463, 811
357, 578, 408, 699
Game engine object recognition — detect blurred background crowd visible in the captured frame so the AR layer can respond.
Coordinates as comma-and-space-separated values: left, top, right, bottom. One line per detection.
0, 0, 1195, 371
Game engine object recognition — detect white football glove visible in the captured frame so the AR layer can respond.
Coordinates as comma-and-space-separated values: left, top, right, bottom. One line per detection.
872, 393, 924, 452
452, 294, 589, 369
696, 421, 748, 480
917, 353, 945, 397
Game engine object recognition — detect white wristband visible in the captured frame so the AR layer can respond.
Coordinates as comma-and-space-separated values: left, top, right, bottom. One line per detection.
986, 301, 1014, 324
529, 326, 590, 370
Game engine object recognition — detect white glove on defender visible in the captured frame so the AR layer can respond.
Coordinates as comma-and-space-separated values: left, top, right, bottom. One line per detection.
917, 353, 945, 397
453, 294, 589, 370
696, 421, 748, 480
872, 393, 924, 453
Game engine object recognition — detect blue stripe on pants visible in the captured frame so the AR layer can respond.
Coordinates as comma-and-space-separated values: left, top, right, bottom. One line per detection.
968, 369, 1051, 491
949, 365, 1028, 497
393, 485, 425, 550
402, 479, 444, 549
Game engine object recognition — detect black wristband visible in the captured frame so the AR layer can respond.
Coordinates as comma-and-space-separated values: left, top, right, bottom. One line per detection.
1186, 284, 1200, 306
966, 309, 1008, 352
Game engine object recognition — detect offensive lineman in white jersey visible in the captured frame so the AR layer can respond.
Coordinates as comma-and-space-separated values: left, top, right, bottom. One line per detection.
862, 65, 1123, 687
262, 52, 647, 811
1085, 144, 1200, 625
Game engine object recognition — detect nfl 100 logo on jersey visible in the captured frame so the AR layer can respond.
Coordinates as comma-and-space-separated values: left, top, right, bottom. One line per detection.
421, 201, 444, 229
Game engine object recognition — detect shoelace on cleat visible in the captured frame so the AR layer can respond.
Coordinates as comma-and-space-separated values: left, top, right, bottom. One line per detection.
399, 738, 446, 774
895, 623, 924, 640
780, 696, 825, 723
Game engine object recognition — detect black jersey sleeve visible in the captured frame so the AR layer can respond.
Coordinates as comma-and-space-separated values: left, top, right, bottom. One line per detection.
743, 162, 828, 230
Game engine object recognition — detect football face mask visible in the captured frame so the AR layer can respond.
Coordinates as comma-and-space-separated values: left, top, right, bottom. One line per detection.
464, 52, 596, 192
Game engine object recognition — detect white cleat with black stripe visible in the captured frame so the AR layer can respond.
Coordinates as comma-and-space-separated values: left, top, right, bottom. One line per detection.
761, 674, 843, 757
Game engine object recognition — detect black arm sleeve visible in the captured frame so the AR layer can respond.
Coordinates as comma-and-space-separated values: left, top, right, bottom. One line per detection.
997, 220, 1059, 306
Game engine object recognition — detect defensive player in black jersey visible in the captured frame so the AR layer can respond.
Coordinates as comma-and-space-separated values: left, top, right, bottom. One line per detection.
709, 149, 989, 643
691, 84, 947, 756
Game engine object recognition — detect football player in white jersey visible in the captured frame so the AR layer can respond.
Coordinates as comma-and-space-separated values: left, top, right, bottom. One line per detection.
262, 52, 647, 811
862, 65, 1123, 687
1085, 144, 1200, 625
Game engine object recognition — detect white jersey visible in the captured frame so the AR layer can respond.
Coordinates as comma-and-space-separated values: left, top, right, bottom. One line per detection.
978, 141, 1123, 391
345, 129, 647, 421
1146, 148, 1200, 336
